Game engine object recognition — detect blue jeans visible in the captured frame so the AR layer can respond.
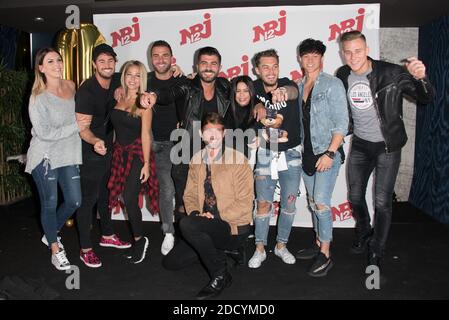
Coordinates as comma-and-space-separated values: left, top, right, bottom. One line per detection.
254, 147, 302, 245
302, 152, 342, 243
31, 160, 82, 245
153, 141, 175, 234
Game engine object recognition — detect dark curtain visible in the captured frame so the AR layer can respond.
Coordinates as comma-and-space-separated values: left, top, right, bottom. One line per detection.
409, 14, 449, 224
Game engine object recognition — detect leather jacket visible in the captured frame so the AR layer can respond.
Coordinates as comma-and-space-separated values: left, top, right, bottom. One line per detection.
155, 74, 232, 136
336, 57, 434, 153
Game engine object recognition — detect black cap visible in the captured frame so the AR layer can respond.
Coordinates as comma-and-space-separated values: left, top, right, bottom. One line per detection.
92, 43, 117, 61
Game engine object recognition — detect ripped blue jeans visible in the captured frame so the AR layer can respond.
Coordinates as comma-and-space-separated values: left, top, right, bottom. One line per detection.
302, 152, 342, 243
254, 146, 302, 246
31, 160, 81, 245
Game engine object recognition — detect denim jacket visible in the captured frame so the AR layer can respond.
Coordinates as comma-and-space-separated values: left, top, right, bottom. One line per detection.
298, 71, 349, 155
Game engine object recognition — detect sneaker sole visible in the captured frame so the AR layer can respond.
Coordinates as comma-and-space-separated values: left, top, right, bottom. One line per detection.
53, 264, 71, 271
99, 243, 131, 249
80, 256, 102, 268
274, 251, 296, 264
248, 257, 266, 269
308, 260, 334, 278
132, 238, 149, 264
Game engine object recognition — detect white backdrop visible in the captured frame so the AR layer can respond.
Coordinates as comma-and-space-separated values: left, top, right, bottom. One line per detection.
93, 4, 379, 227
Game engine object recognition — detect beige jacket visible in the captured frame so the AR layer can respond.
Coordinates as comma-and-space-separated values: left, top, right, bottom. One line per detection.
183, 147, 254, 235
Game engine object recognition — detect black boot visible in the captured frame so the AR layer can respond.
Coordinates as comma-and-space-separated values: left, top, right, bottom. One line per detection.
195, 271, 232, 300
367, 250, 382, 270
351, 230, 372, 254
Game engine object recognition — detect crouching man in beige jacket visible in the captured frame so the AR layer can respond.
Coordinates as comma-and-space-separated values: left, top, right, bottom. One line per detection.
162, 112, 254, 300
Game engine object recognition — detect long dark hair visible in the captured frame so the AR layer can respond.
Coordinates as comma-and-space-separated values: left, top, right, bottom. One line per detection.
230, 75, 256, 129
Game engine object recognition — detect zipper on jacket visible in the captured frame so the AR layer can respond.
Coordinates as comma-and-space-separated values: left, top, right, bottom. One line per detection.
373, 91, 389, 153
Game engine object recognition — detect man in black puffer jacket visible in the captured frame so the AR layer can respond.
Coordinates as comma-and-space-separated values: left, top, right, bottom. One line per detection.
336, 31, 434, 270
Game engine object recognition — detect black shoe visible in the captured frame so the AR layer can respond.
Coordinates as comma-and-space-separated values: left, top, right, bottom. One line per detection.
308, 252, 333, 277
296, 243, 320, 260
351, 233, 371, 254
195, 271, 232, 300
225, 246, 246, 266
367, 251, 382, 270
128, 237, 149, 264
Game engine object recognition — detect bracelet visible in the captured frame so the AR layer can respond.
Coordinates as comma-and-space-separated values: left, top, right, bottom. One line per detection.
324, 150, 335, 160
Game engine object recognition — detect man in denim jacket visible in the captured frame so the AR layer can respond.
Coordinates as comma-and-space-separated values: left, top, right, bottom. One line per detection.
295, 38, 348, 277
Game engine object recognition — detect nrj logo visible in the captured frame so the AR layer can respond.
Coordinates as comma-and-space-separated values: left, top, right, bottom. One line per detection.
290, 69, 303, 83
179, 13, 212, 46
218, 55, 249, 80
111, 17, 140, 48
328, 8, 365, 41
332, 201, 353, 221
252, 10, 287, 43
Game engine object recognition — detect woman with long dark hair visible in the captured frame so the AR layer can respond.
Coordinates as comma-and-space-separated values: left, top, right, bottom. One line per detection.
229, 75, 258, 162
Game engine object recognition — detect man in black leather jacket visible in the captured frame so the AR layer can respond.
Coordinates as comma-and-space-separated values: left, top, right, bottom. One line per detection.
336, 31, 434, 270
141, 47, 234, 218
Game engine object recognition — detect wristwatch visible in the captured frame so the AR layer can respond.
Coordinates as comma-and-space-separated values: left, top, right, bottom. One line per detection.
324, 150, 335, 160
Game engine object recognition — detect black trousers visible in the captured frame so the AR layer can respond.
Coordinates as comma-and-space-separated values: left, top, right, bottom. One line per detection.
348, 135, 401, 257
162, 215, 248, 277
122, 156, 144, 239
76, 157, 114, 249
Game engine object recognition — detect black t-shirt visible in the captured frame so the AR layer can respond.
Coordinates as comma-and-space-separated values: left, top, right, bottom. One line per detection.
302, 90, 320, 176
148, 72, 181, 141
75, 75, 120, 162
254, 77, 301, 152
202, 93, 218, 114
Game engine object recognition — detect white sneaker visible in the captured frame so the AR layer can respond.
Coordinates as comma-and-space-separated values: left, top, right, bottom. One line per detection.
51, 250, 71, 271
274, 246, 296, 264
248, 249, 267, 269
42, 235, 64, 251
161, 233, 175, 256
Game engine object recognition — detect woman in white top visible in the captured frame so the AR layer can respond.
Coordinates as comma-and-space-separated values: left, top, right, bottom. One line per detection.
25, 47, 82, 270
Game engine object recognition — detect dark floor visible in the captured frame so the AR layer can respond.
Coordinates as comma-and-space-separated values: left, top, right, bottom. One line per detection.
0, 199, 448, 300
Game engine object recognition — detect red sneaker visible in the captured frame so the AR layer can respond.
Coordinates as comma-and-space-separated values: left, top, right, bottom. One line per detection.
80, 250, 102, 268
99, 235, 131, 249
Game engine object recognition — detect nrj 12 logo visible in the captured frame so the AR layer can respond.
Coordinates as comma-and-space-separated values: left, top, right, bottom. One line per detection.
328, 8, 365, 41
332, 202, 353, 221
218, 55, 249, 80
179, 13, 212, 46
252, 10, 287, 43
111, 17, 140, 48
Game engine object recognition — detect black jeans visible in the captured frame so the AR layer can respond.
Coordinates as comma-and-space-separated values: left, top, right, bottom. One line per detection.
162, 215, 248, 277
153, 141, 175, 234
76, 157, 114, 249
348, 135, 401, 256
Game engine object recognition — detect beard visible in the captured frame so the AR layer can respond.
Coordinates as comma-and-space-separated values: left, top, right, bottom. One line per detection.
96, 69, 114, 80
261, 77, 278, 88
199, 70, 218, 83
153, 63, 171, 75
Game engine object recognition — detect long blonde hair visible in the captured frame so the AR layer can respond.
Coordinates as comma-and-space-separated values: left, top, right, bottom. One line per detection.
120, 60, 148, 117
31, 47, 62, 101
